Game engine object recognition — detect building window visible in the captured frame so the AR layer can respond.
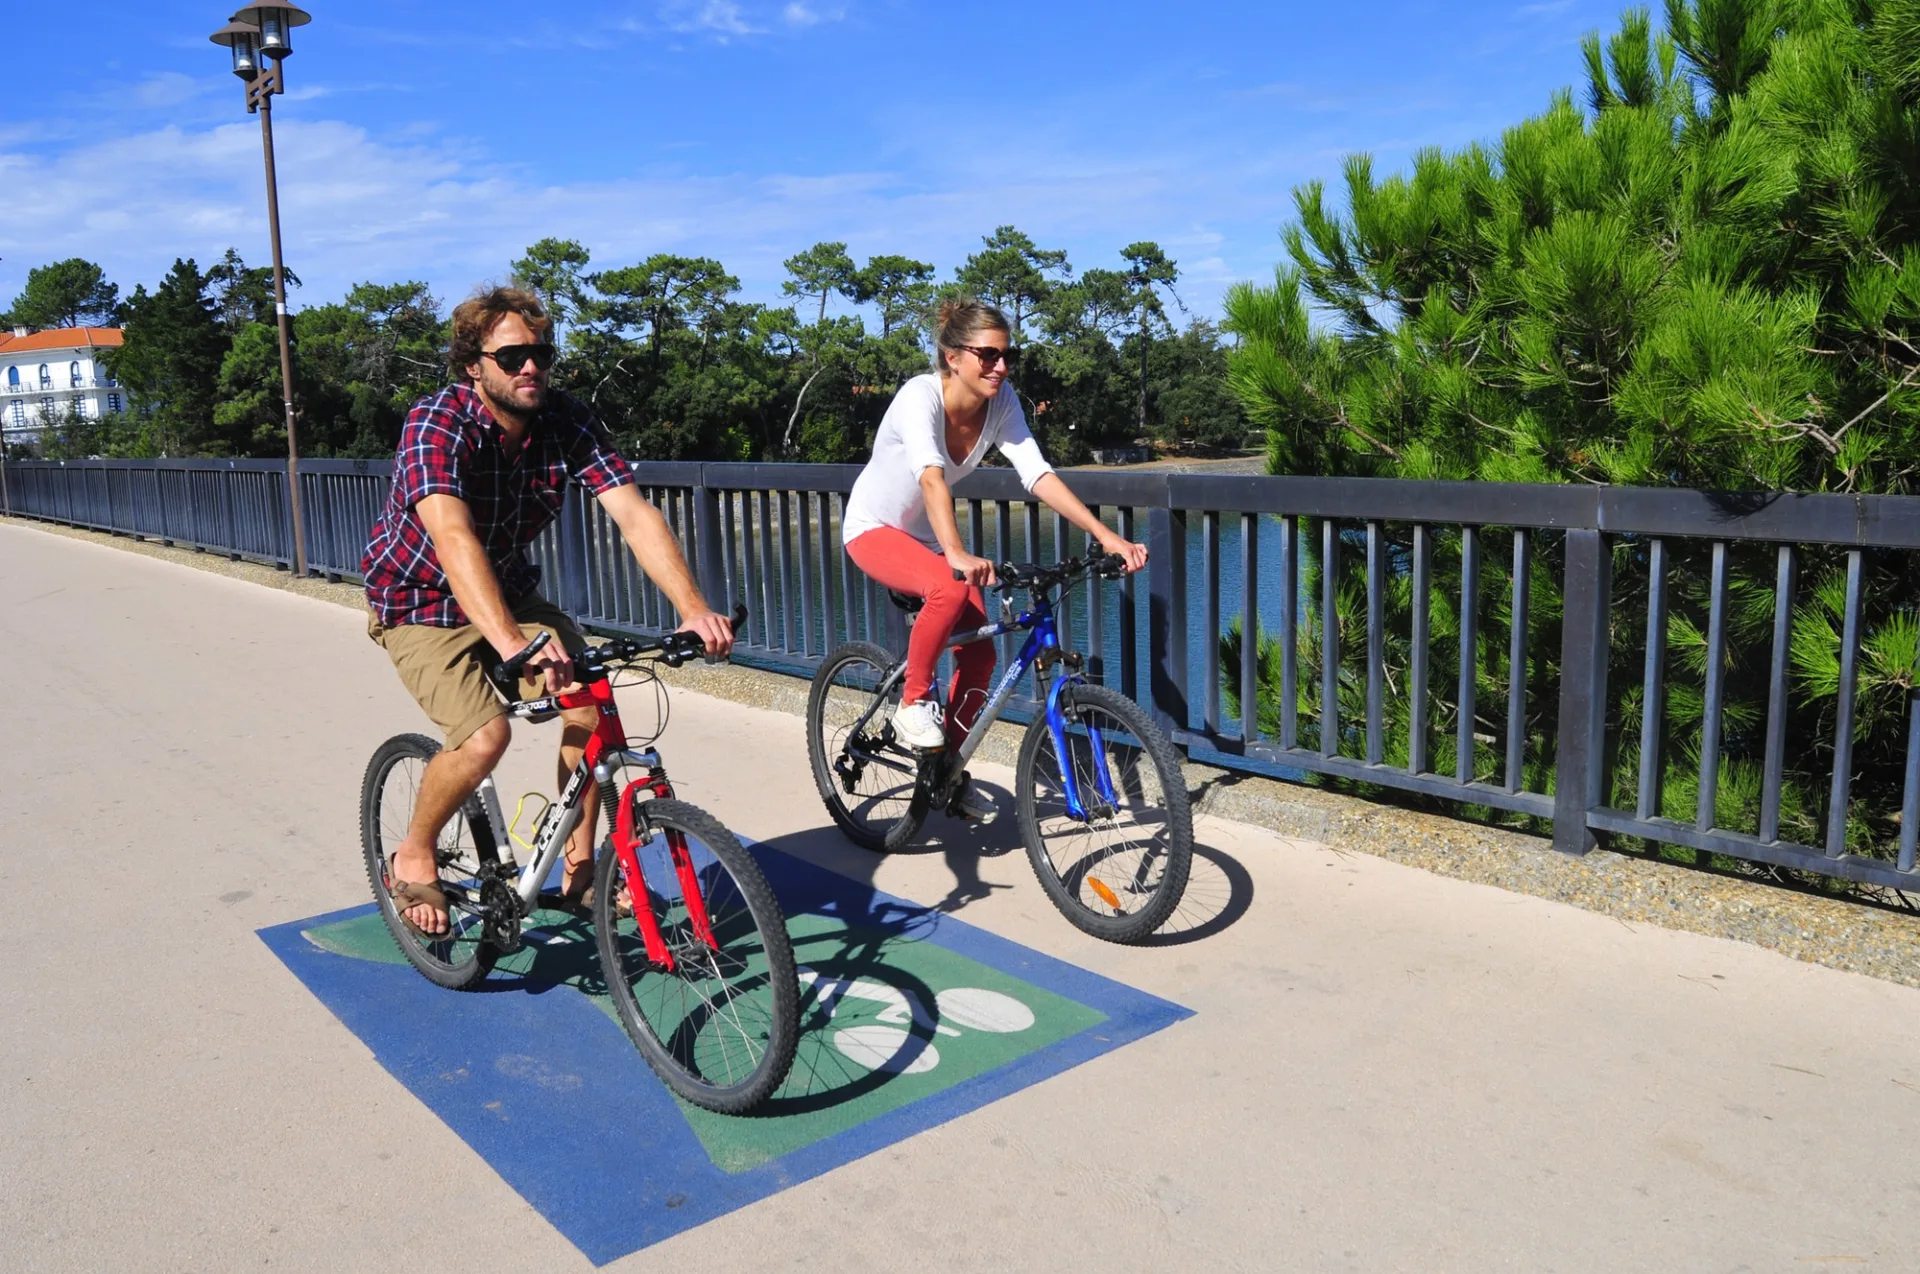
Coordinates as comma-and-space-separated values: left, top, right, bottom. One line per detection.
70, 361, 82, 387
8, 401, 22, 427
41, 397, 55, 419
5, 366, 16, 387
38, 364, 51, 390
108, 393, 122, 414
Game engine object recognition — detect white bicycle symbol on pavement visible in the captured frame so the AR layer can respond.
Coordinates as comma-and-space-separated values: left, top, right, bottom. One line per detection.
798, 967, 1036, 1076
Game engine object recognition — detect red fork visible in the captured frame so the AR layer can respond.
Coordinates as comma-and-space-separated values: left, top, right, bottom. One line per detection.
613, 781, 675, 970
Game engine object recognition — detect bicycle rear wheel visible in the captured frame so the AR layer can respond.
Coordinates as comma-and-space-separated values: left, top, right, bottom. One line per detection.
807, 642, 923, 851
359, 733, 498, 989
1015, 683, 1193, 944
594, 798, 798, 1113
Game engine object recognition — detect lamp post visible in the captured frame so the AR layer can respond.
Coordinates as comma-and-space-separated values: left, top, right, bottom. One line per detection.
210, 5, 312, 577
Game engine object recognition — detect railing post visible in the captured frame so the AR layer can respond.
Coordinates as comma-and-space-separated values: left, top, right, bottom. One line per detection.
220, 464, 241, 561
1148, 504, 1188, 734
1552, 527, 1611, 855
692, 482, 727, 608
557, 485, 591, 616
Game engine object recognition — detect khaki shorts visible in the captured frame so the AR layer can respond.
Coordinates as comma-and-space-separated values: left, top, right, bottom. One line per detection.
368, 592, 588, 750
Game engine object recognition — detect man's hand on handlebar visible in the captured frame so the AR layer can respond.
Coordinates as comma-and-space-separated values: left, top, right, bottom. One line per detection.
946, 550, 998, 588
495, 629, 575, 694
1097, 536, 1150, 576
677, 607, 735, 658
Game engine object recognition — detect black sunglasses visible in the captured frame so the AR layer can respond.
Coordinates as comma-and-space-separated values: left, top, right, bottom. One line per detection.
480, 343, 557, 374
958, 343, 1020, 369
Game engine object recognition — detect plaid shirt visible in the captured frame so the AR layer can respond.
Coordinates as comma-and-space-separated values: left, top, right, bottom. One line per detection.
362, 383, 633, 628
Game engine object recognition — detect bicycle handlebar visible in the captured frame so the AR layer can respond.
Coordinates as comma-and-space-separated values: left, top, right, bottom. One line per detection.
488, 604, 750, 689
992, 553, 1129, 596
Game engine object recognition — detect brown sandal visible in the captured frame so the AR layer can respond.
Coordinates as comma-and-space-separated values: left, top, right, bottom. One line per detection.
386, 859, 452, 941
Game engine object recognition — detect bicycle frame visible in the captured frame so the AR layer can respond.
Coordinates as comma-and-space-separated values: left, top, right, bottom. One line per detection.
854, 583, 1122, 821
475, 673, 712, 971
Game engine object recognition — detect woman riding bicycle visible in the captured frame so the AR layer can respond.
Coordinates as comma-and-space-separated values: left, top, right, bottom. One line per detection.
840, 298, 1149, 815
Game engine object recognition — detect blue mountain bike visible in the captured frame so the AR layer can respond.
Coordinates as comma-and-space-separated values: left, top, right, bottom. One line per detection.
806, 553, 1193, 944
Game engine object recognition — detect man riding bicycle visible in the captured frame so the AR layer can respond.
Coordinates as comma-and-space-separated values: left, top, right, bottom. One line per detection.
361, 286, 732, 938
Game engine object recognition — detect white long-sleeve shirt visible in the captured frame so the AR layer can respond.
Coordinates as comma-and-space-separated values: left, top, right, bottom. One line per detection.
841, 374, 1055, 550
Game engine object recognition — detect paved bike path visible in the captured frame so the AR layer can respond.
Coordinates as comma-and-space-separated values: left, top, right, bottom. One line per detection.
8, 518, 1920, 1273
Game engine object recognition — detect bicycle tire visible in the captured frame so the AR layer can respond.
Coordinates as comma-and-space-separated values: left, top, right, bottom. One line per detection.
593, 798, 798, 1113
807, 642, 924, 852
359, 732, 499, 989
1014, 683, 1193, 944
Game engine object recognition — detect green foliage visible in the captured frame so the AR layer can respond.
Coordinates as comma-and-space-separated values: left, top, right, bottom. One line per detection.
293, 281, 449, 457
781, 242, 859, 327
1223, 0, 1920, 862
111, 258, 228, 456
1226, 0, 1919, 492
8, 225, 1245, 464
3, 258, 120, 330
957, 226, 1072, 340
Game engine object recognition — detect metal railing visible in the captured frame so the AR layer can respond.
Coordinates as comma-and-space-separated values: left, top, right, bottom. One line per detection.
9, 455, 1920, 896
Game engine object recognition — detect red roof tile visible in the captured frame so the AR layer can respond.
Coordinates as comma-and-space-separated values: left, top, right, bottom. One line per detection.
0, 327, 124, 356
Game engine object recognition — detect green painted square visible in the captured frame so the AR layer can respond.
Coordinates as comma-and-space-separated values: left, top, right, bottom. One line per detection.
300, 907, 1106, 1175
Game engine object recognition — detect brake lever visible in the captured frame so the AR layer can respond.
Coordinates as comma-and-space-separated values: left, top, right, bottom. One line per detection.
489, 629, 552, 689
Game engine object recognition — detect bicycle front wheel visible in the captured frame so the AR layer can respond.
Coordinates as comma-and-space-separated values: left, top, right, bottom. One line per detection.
807, 642, 922, 852
359, 733, 498, 989
1015, 683, 1193, 944
594, 799, 798, 1113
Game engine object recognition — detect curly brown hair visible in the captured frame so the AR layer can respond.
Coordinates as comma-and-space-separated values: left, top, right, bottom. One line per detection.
447, 286, 553, 384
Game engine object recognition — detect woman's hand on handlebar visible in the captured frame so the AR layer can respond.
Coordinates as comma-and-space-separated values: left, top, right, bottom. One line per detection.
1096, 534, 1150, 576
946, 550, 998, 589
678, 607, 735, 658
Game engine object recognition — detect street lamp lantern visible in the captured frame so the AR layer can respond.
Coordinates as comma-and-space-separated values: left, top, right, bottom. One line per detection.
230, 4, 311, 59
207, 4, 314, 577
208, 21, 263, 79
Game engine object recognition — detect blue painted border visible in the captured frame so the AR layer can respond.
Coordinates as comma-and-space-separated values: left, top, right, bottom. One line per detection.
258, 839, 1191, 1265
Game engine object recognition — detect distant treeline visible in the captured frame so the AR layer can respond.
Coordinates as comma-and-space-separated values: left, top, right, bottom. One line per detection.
4, 229, 1249, 465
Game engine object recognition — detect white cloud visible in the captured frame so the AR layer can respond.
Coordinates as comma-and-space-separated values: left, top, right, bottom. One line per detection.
129, 72, 219, 111
662, 0, 765, 36
783, 2, 843, 25
655, 0, 845, 38
0, 114, 1301, 320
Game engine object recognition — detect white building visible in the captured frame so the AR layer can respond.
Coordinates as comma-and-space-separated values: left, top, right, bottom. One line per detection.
0, 326, 126, 445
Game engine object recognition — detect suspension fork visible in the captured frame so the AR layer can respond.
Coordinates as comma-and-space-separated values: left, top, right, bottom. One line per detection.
613, 778, 676, 969
1044, 671, 1119, 820
609, 772, 721, 968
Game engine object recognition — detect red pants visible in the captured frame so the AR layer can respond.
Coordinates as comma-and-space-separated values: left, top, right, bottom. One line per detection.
846, 527, 996, 749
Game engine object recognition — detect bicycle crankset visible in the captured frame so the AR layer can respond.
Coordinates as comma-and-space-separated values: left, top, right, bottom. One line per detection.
478, 874, 525, 953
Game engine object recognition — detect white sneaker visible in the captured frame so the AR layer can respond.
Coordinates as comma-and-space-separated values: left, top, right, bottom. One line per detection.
891, 700, 947, 750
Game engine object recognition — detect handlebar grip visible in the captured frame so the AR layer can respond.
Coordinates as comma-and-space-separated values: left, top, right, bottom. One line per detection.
489, 629, 552, 688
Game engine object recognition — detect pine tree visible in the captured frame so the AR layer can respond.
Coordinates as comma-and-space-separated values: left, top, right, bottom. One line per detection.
1222, 1, 1920, 865
111, 259, 228, 456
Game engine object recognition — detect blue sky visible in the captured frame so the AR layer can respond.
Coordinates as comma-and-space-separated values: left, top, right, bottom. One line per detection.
0, 0, 1631, 325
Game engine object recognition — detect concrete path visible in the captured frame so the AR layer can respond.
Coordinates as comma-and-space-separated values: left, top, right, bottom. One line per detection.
5, 517, 1920, 1273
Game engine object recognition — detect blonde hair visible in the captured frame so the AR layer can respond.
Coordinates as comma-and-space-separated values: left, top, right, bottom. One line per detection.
932, 296, 1011, 376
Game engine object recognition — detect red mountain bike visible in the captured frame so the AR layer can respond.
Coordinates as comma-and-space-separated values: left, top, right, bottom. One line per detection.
358, 608, 798, 1113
